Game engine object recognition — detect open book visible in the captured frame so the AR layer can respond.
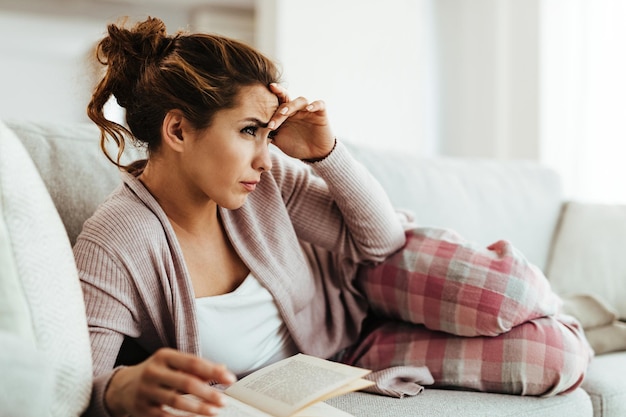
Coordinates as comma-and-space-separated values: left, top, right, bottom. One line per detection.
165, 353, 374, 417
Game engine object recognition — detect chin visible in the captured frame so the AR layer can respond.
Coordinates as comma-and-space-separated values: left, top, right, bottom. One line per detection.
219, 197, 248, 211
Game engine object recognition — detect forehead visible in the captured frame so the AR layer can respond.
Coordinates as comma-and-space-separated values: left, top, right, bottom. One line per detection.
233, 84, 279, 120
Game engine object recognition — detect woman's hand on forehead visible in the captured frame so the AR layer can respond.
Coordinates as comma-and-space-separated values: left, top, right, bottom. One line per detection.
266, 83, 335, 161
269, 82, 291, 106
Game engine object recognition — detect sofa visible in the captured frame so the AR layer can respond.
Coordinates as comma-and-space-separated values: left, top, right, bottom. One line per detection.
1, 118, 625, 417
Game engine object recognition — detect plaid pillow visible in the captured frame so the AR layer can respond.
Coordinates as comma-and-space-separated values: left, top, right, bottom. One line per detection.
357, 227, 562, 337
343, 315, 591, 396
343, 227, 593, 396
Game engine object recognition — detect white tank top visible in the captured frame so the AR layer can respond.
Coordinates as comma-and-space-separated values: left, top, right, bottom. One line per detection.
195, 274, 299, 377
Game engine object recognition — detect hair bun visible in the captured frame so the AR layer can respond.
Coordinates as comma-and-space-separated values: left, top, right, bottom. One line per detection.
128, 17, 169, 60
96, 17, 171, 107
104, 16, 168, 60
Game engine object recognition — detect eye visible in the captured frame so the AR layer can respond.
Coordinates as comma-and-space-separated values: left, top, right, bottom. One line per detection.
241, 125, 258, 136
268, 129, 279, 141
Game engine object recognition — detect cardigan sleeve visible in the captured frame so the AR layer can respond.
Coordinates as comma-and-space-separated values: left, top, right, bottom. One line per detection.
74, 238, 140, 417
270, 140, 406, 264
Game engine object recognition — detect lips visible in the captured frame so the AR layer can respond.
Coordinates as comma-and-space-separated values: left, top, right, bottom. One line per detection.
240, 181, 258, 192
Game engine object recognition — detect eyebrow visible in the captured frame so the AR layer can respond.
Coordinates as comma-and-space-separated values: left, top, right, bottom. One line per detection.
241, 117, 270, 128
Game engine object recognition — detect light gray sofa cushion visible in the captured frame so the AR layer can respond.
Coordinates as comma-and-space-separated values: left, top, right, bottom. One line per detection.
5, 119, 143, 245
582, 352, 626, 417
329, 387, 592, 417
343, 141, 563, 272
548, 202, 626, 320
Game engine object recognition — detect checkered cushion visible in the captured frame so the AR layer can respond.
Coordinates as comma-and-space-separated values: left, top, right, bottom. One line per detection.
344, 227, 593, 396
358, 227, 562, 336
344, 315, 591, 396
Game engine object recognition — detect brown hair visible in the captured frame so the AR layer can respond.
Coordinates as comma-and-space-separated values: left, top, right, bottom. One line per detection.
87, 17, 281, 170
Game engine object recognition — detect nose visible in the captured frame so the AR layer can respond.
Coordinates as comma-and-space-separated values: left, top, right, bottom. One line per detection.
253, 142, 273, 172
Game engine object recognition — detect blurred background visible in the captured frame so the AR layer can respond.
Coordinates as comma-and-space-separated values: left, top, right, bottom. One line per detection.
1, 0, 624, 203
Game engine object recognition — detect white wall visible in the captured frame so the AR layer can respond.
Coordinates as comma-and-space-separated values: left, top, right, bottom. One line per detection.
255, 0, 544, 160
0, 5, 244, 124
192, 6, 255, 46
541, 0, 626, 203
255, 0, 439, 156
4, 1, 624, 204
0, 12, 102, 123
1, 1, 538, 160
433, 0, 540, 159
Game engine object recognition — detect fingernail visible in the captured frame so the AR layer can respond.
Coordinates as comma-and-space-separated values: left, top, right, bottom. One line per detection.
268, 120, 276, 129
306, 104, 314, 111
225, 371, 237, 383
217, 393, 228, 406
280, 107, 288, 115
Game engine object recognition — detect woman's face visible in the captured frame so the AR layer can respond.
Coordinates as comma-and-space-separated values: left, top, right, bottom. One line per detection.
180, 84, 278, 210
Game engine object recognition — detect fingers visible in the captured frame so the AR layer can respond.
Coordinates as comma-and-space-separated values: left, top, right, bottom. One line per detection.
156, 388, 223, 417
108, 349, 237, 417
305, 100, 326, 113
145, 361, 227, 408
268, 97, 326, 130
265, 84, 334, 160
137, 389, 222, 417
268, 82, 328, 128
151, 349, 235, 412
159, 348, 236, 386
269, 82, 290, 103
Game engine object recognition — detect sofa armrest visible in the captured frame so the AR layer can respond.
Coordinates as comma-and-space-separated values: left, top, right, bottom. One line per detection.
0, 332, 55, 417
547, 202, 626, 320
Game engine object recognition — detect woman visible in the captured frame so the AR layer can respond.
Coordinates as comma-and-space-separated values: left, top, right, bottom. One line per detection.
76, 16, 591, 417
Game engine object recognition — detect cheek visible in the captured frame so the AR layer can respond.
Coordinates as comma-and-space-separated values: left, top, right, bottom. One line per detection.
190, 138, 252, 182
210, 151, 245, 181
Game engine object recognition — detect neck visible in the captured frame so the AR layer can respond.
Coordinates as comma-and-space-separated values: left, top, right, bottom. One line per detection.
138, 158, 219, 235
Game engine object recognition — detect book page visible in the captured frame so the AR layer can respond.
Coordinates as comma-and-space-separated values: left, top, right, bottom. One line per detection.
217, 398, 354, 417
162, 396, 354, 417
225, 354, 371, 417
293, 401, 354, 417
218, 396, 274, 417
162, 394, 272, 417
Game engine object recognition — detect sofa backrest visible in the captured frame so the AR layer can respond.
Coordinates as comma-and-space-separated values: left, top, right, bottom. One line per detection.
4, 119, 564, 272
344, 141, 564, 271
5, 119, 143, 246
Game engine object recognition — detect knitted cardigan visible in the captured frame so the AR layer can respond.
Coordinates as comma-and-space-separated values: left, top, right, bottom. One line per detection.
74, 141, 406, 416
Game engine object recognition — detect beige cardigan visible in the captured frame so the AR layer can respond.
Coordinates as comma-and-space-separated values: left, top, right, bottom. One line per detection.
74, 141, 406, 417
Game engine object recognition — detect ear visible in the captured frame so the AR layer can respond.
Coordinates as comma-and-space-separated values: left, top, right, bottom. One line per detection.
161, 109, 186, 153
